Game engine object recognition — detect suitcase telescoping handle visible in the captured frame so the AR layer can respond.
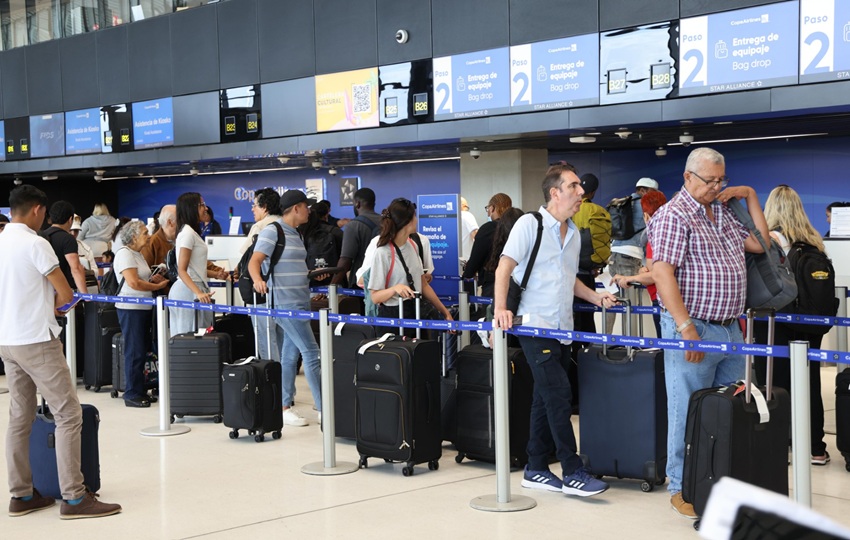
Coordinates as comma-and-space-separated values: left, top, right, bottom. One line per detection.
745, 307, 776, 403
600, 298, 632, 356
398, 291, 422, 339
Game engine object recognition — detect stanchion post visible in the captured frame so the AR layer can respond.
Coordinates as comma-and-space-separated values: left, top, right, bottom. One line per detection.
470, 325, 536, 512
65, 304, 77, 382
140, 296, 190, 437
459, 291, 471, 349
302, 308, 358, 476
789, 340, 812, 508
328, 283, 339, 314
837, 287, 848, 372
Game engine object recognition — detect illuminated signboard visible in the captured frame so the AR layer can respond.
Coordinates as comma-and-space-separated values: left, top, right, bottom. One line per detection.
378, 59, 434, 126
4, 117, 30, 161
433, 47, 511, 121
799, 0, 850, 83
315, 68, 379, 132
100, 104, 134, 153
679, 1, 799, 96
65, 108, 102, 155
220, 85, 262, 141
0, 121, 5, 162
30, 114, 65, 158
599, 21, 678, 104
510, 33, 599, 112
132, 97, 174, 149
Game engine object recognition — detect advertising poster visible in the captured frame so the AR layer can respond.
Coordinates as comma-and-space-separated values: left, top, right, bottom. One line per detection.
799, 0, 850, 83
65, 108, 102, 155
433, 47, 511, 121
132, 98, 174, 149
599, 22, 678, 104
417, 194, 460, 297
315, 68, 379, 132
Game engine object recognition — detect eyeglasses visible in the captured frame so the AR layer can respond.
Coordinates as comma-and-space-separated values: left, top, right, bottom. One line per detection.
688, 170, 729, 189
484, 205, 493, 212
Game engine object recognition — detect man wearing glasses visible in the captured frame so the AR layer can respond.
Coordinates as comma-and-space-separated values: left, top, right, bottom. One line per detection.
649, 147, 769, 519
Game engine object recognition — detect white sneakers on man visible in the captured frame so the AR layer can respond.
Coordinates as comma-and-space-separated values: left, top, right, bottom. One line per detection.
283, 408, 308, 427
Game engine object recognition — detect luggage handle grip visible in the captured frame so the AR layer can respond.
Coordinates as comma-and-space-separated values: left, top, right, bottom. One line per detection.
601, 298, 632, 356
745, 308, 776, 403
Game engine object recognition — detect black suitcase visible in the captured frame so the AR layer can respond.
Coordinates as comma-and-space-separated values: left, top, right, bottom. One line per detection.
453, 344, 532, 467
836, 368, 850, 472
331, 322, 376, 439
222, 359, 283, 442
109, 333, 159, 398
355, 333, 442, 476
683, 309, 790, 516
577, 300, 667, 491
214, 314, 255, 360
83, 303, 119, 392
30, 402, 100, 499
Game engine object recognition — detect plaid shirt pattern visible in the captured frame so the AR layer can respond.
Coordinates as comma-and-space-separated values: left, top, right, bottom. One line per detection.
648, 188, 749, 321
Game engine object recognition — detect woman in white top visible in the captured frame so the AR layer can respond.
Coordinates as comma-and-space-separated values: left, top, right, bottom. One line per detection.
168, 192, 218, 336
114, 221, 169, 407
79, 203, 116, 257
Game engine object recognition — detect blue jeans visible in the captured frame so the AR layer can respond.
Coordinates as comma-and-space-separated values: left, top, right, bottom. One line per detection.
661, 312, 745, 495
253, 313, 281, 362
117, 309, 152, 401
517, 336, 583, 476
275, 317, 322, 412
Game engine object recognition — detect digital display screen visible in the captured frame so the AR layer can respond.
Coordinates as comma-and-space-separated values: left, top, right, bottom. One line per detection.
29, 114, 65, 158
651, 62, 673, 89
4, 117, 30, 161
0, 121, 5, 162
65, 108, 102, 155
679, 1, 799, 96
510, 33, 599, 112
315, 68, 379, 132
599, 22, 678, 104
220, 85, 262, 141
799, 0, 850, 83
378, 59, 434, 126
100, 104, 134, 153
433, 47, 511, 121
132, 97, 174, 149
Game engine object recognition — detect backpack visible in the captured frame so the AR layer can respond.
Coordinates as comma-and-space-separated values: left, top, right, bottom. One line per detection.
237, 222, 285, 305
607, 195, 642, 240
305, 223, 340, 271
100, 269, 125, 296
781, 241, 839, 336
578, 228, 595, 273
164, 248, 179, 284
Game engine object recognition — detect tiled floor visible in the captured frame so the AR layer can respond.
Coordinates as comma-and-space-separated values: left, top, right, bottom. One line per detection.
0, 366, 849, 539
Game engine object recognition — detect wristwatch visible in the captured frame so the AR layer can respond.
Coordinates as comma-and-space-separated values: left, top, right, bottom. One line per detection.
676, 318, 694, 333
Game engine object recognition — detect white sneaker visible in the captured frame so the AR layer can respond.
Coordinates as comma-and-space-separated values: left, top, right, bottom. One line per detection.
283, 408, 308, 427
318, 412, 322, 425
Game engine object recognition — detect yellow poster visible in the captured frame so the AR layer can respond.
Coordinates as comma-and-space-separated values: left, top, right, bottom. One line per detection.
315, 68, 379, 132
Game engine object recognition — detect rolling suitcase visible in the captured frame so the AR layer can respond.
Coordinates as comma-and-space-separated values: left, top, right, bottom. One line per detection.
311, 294, 363, 343
83, 303, 119, 392
215, 282, 255, 360
454, 344, 532, 467
168, 309, 231, 423
440, 332, 458, 444
109, 333, 159, 399
355, 332, 442, 476
836, 368, 850, 472
331, 322, 376, 439
30, 401, 100, 499
683, 309, 790, 516
577, 300, 667, 491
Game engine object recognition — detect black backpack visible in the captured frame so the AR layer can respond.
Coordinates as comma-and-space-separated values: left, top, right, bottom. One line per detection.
237, 222, 285, 305
781, 241, 840, 336
100, 269, 125, 296
305, 223, 340, 271
164, 247, 179, 284
607, 195, 642, 241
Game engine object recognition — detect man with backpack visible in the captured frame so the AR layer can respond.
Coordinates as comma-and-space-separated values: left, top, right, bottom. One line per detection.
331, 188, 381, 290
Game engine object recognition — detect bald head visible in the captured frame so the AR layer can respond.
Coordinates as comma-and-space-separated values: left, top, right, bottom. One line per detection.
159, 204, 177, 241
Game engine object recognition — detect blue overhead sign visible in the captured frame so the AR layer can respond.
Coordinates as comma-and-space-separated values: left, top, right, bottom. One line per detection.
433, 47, 511, 121
65, 108, 102, 155
510, 33, 599, 112
29, 114, 65, 158
799, 0, 850, 84
417, 194, 461, 290
132, 97, 174, 149
679, 1, 799, 96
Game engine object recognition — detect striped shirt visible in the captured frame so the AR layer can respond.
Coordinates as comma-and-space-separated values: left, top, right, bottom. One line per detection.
647, 188, 749, 321
255, 219, 309, 310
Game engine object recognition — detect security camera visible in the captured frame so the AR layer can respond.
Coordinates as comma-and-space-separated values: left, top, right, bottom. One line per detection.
470, 148, 481, 159
189, 167, 199, 176
655, 147, 667, 157
150, 176, 158, 184
13, 178, 22, 186
94, 175, 103, 182
277, 157, 289, 165
395, 29, 409, 44
312, 160, 323, 170
616, 130, 632, 140
329, 167, 338, 176
94, 169, 105, 176
680, 133, 694, 146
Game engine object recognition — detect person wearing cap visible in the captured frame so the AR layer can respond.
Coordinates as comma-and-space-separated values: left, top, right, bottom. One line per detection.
40, 201, 89, 294
606, 176, 659, 334
70, 216, 97, 274
248, 189, 322, 427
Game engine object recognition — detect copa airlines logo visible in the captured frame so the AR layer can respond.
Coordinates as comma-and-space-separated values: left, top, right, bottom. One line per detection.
740, 345, 772, 354
421, 201, 454, 212
233, 186, 303, 202
658, 339, 685, 349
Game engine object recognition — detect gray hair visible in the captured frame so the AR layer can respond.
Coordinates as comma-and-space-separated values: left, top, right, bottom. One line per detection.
119, 220, 147, 247
685, 147, 725, 173
158, 204, 176, 227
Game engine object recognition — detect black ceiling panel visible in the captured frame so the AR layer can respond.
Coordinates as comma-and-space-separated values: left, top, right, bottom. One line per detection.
218, 0, 260, 88
510, 0, 598, 45
314, 0, 378, 74
97, 26, 130, 106
174, 92, 221, 147
26, 41, 63, 115
599, 0, 678, 31
171, 4, 220, 96
262, 78, 317, 138
61, 33, 100, 111
376, 0, 432, 65
431, 0, 509, 57
1, 48, 28, 118
258, 0, 316, 82
128, 16, 173, 102
681, 0, 783, 18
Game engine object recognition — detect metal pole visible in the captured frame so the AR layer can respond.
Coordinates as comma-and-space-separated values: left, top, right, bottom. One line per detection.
328, 284, 339, 314
789, 340, 812, 508
141, 296, 190, 437
837, 287, 848, 373
470, 326, 536, 512
66, 304, 77, 383
459, 291, 471, 349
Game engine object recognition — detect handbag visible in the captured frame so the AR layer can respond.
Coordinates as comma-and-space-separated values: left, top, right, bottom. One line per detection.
506, 212, 543, 313
726, 198, 797, 310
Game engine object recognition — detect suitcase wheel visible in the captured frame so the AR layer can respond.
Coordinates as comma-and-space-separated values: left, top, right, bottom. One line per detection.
272, 431, 282, 440
428, 460, 439, 471
455, 453, 465, 464
93, 386, 101, 393
213, 415, 223, 424
358, 456, 368, 469
694, 520, 700, 531
229, 430, 239, 440
254, 433, 265, 443
640, 481, 653, 493
170, 415, 176, 424
110, 390, 119, 399
84, 385, 91, 391
402, 465, 414, 477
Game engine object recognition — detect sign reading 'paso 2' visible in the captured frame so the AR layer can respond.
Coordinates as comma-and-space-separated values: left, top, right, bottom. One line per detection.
433, 48, 510, 121
799, 0, 850, 83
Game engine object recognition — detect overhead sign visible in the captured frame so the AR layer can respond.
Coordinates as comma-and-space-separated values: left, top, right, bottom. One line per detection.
315, 68, 379, 132
510, 33, 599, 112
29, 114, 65, 158
599, 22, 678, 104
799, 0, 850, 83
65, 108, 102, 155
433, 47, 511, 121
679, 1, 799, 96
132, 97, 174, 149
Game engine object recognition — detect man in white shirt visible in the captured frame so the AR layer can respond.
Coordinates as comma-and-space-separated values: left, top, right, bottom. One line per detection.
0, 185, 121, 520
459, 197, 479, 264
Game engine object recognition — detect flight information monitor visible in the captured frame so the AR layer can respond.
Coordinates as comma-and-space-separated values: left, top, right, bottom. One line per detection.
378, 60, 433, 126
315, 68, 379, 132
132, 97, 174, 149
799, 0, 850, 84
679, 1, 799, 96
4, 117, 30, 161
433, 47, 511, 121
510, 33, 599, 112
65, 108, 102, 155
100, 104, 134, 153
599, 21, 678, 105
29, 114, 65, 158
220, 85, 262, 141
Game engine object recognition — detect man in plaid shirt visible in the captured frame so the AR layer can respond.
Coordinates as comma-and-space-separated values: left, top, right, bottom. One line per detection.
649, 147, 769, 519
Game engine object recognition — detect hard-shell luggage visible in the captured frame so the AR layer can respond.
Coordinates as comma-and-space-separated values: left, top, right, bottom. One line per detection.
355, 333, 442, 476
683, 309, 790, 516
577, 300, 667, 491
222, 359, 282, 442
83, 304, 120, 392
331, 322, 376, 439
109, 333, 158, 398
454, 344, 532, 467
214, 314, 255, 360
836, 368, 850, 472
30, 402, 100, 499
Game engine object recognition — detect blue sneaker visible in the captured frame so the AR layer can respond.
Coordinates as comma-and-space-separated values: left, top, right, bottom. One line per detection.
521, 466, 563, 493
562, 467, 609, 497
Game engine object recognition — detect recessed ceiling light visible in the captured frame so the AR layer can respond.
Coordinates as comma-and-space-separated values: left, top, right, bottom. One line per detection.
714, 121, 734, 125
